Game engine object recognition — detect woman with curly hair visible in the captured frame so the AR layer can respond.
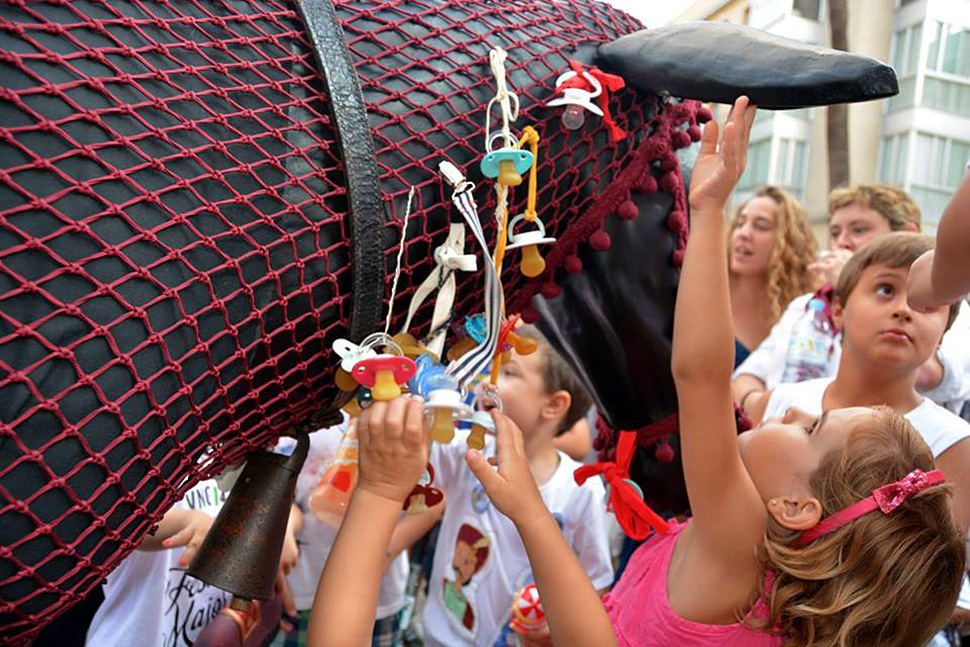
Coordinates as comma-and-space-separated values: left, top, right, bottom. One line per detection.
728, 186, 817, 366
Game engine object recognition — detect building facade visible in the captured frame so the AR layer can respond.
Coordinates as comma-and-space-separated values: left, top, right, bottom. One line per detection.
672, 0, 970, 236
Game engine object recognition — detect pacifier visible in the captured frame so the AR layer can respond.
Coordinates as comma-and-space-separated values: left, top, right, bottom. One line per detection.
480, 144, 534, 188
546, 68, 603, 130
506, 214, 555, 278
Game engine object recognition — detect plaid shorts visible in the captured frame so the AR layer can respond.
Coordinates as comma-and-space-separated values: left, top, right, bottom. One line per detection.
273, 608, 406, 647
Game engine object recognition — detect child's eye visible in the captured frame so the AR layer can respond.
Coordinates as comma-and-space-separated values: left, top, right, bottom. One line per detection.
876, 284, 895, 297
852, 227, 870, 235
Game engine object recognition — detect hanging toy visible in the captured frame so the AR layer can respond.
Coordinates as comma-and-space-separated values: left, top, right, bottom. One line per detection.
546, 60, 627, 142
335, 333, 417, 402
466, 387, 501, 450
546, 65, 603, 130
340, 387, 372, 419
506, 126, 553, 278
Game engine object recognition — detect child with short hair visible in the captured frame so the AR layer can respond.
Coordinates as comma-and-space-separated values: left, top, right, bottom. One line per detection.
420, 322, 611, 647
462, 97, 965, 646
747, 232, 970, 529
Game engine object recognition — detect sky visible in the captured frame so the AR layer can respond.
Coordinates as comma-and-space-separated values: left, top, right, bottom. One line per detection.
601, 0, 699, 28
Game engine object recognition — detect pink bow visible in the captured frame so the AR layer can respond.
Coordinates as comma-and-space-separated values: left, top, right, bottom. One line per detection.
872, 469, 944, 514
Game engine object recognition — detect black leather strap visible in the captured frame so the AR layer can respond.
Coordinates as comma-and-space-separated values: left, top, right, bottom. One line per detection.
297, 0, 385, 344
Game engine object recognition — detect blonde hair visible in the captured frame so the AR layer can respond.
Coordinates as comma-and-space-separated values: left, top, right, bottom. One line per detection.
730, 186, 817, 322
828, 183, 922, 232
753, 407, 965, 646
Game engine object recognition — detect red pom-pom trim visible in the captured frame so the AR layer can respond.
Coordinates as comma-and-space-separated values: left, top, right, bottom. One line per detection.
638, 173, 658, 194
655, 440, 675, 463
687, 125, 702, 142
672, 248, 686, 267
660, 171, 680, 194
617, 199, 639, 221
564, 254, 583, 274
660, 154, 678, 172
541, 282, 561, 299
697, 107, 714, 123
667, 211, 686, 233
672, 130, 691, 150
521, 306, 539, 323
589, 229, 611, 251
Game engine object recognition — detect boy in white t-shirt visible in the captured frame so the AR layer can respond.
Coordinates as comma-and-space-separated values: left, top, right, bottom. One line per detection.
273, 415, 442, 647
86, 479, 234, 647
747, 233, 970, 533
422, 324, 613, 647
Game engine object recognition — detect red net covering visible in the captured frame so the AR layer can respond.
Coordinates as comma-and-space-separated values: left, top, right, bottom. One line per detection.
0, 0, 686, 641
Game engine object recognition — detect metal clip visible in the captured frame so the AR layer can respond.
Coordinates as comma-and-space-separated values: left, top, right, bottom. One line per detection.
438, 160, 475, 197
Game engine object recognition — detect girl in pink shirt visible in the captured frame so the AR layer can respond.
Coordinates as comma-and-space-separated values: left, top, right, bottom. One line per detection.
464, 97, 966, 647
307, 99, 965, 647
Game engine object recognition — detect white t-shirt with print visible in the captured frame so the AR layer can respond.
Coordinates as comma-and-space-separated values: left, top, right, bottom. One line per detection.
86, 479, 231, 647
764, 377, 970, 457
276, 418, 408, 618
422, 430, 614, 647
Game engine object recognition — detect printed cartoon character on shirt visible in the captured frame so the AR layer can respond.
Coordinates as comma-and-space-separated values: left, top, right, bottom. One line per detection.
443, 523, 491, 633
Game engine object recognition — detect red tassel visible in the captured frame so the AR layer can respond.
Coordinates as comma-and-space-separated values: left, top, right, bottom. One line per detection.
589, 229, 611, 251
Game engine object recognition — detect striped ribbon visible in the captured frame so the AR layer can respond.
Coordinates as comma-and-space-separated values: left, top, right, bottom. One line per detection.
446, 187, 504, 387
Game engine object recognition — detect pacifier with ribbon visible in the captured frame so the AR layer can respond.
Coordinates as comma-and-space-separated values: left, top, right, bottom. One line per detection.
546, 67, 603, 130
334, 333, 417, 402
506, 214, 555, 278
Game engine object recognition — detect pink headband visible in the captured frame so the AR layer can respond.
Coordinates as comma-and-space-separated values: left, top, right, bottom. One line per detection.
794, 468, 945, 548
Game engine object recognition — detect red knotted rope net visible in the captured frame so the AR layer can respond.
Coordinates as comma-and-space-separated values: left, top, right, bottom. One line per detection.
0, 0, 701, 641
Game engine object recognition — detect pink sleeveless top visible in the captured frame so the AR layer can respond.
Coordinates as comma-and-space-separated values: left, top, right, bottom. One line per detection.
603, 520, 784, 647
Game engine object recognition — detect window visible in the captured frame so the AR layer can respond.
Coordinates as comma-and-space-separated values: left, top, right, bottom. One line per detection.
888, 24, 923, 112
793, 0, 822, 20
877, 135, 909, 186
921, 22, 970, 115
909, 133, 970, 226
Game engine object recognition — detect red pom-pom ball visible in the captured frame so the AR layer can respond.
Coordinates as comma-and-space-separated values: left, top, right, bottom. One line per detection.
564, 254, 583, 274
667, 211, 686, 233
655, 442, 675, 463
660, 154, 678, 172
687, 125, 702, 142
697, 107, 714, 123
589, 229, 611, 251
617, 199, 639, 221
672, 248, 686, 267
521, 306, 539, 323
639, 173, 658, 194
540, 282, 561, 299
660, 171, 680, 194
672, 130, 691, 150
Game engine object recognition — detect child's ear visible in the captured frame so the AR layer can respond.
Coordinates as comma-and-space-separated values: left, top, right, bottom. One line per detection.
768, 495, 822, 531
542, 390, 571, 422
831, 298, 845, 333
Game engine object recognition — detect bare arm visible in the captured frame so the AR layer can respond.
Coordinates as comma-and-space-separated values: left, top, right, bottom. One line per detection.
308, 396, 429, 647
934, 437, 970, 532
553, 416, 592, 462
671, 97, 765, 555
909, 173, 970, 308
466, 412, 616, 647
733, 373, 766, 411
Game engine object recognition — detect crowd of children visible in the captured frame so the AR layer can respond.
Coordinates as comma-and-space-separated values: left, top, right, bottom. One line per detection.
75, 96, 970, 647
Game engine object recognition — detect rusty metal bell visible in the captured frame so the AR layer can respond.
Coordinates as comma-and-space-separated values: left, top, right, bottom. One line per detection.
187, 434, 309, 600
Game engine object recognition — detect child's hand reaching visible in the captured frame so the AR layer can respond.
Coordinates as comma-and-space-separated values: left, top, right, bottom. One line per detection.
161, 509, 213, 568
356, 395, 429, 505
465, 410, 546, 527
688, 96, 756, 213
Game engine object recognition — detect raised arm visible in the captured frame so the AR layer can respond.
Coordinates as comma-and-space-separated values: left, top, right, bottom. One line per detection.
671, 97, 765, 550
466, 411, 616, 647
307, 396, 429, 647
909, 172, 970, 309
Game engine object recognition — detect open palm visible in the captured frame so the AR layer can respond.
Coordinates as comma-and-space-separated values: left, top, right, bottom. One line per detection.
688, 96, 757, 213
